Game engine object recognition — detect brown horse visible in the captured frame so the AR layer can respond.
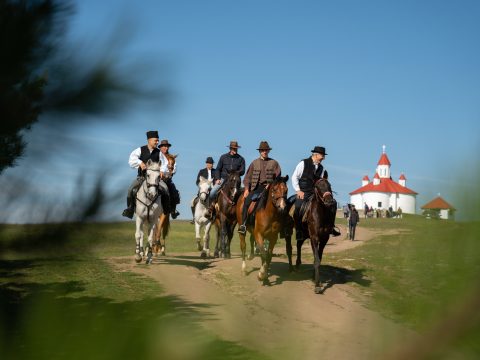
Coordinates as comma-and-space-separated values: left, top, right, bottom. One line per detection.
213, 170, 242, 258
236, 175, 289, 282
153, 153, 177, 256
285, 178, 335, 293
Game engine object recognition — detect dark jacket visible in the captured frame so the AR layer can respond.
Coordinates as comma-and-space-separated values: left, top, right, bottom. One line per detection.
349, 210, 360, 225
196, 167, 219, 185
138, 145, 160, 176
216, 152, 246, 180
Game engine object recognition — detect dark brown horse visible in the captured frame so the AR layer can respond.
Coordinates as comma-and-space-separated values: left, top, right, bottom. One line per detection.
285, 178, 335, 293
213, 170, 242, 258
153, 153, 177, 256
236, 175, 289, 282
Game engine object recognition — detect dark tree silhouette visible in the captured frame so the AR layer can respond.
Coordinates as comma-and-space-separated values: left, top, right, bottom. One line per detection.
0, 0, 170, 173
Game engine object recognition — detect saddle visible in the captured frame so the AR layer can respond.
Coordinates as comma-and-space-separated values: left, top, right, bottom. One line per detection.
246, 190, 266, 224
288, 194, 313, 223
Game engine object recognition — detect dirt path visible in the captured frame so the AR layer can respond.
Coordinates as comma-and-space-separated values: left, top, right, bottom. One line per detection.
110, 224, 411, 359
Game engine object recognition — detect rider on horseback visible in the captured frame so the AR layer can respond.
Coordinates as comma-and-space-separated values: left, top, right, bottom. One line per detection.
159, 139, 181, 219
122, 131, 169, 219
291, 146, 341, 240
238, 141, 281, 235
190, 157, 219, 223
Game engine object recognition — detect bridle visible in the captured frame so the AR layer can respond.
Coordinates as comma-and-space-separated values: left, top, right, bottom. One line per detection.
220, 175, 240, 206
270, 182, 287, 210
136, 167, 161, 219
314, 178, 333, 206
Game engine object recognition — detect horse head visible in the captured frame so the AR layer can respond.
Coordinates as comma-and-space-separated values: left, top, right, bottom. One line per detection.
145, 160, 161, 200
225, 170, 241, 201
270, 175, 289, 212
314, 178, 334, 207
198, 176, 212, 203
165, 153, 177, 179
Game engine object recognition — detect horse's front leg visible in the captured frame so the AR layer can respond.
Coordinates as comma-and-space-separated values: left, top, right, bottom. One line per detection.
195, 220, 202, 251
285, 234, 294, 272
248, 233, 255, 260
296, 239, 305, 269
239, 230, 247, 274
134, 217, 144, 263
201, 222, 212, 258
310, 236, 322, 293
254, 229, 268, 281
145, 222, 155, 264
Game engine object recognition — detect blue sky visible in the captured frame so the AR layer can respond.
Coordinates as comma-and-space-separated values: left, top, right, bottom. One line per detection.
3, 0, 479, 222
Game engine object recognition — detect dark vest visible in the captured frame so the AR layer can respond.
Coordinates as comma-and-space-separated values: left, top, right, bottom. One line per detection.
299, 157, 323, 194
138, 145, 160, 176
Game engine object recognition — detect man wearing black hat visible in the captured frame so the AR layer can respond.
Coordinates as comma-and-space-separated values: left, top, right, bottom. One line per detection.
190, 157, 220, 223
291, 146, 341, 239
122, 131, 169, 219
209, 140, 246, 200
238, 141, 281, 235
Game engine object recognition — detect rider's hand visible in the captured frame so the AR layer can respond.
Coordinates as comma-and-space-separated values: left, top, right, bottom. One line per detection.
139, 162, 146, 170
215, 179, 221, 185
296, 190, 304, 199
243, 189, 249, 198
160, 172, 165, 179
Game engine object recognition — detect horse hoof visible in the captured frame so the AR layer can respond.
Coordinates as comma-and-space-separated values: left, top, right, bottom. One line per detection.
247, 254, 254, 261
257, 272, 265, 281
161, 251, 166, 256
314, 286, 323, 294
288, 265, 295, 273
214, 251, 219, 258
200, 251, 207, 259
134, 254, 142, 263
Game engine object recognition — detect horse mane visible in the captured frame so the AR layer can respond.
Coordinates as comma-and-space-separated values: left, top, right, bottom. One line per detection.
257, 175, 288, 210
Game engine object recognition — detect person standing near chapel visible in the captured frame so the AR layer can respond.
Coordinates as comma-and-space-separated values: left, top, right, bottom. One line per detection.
349, 205, 360, 241
122, 131, 169, 219
209, 140, 246, 200
190, 157, 219, 223
291, 146, 341, 241
238, 141, 281, 235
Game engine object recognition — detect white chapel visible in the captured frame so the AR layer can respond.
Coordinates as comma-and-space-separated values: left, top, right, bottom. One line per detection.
349, 146, 417, 214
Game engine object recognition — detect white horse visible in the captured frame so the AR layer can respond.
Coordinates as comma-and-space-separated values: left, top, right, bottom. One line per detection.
134, 160, 165, 264
193, 176, 214, 258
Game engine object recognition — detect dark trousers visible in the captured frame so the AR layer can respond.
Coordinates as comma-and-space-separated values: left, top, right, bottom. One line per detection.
241, 184, 266, 225
349, 223, 357, 240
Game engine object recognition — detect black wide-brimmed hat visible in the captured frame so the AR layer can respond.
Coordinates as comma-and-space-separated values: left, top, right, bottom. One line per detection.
311, 146, 327, 155
146, 131, 159, 139
159, 139, 172, 147
227, 140, 241, 149
206, 157, 214, 164
257, 141, 272, 151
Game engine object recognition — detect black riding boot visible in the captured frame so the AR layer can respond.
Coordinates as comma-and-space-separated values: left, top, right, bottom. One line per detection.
122, 191, 135, 219
329, 201, 341, 237
238, 199, 250, 235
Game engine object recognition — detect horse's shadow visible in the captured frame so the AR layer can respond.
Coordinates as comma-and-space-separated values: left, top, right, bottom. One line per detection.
266, 262, 371, 292
152, 254, 217, 271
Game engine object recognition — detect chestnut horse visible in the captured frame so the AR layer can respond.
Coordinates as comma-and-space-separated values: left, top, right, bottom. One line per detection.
153, 153, 177, 256
214, 170, 242, 258
285, 178, 335, 293
236, 175, 289, 282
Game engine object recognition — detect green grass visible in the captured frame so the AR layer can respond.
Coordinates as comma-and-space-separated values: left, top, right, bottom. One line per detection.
327, 215, 480, 358
2, 216, 480, 358
0, 221, 267, 360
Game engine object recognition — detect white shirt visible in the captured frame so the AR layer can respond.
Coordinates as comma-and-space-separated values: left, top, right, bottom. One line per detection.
128, 147, 143, 169
207, 169, 212, 181
291, 160, 324, 192
159, 152, 177, 175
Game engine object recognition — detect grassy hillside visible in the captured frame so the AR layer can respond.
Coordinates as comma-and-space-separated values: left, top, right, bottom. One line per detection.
1, 216, 479, 358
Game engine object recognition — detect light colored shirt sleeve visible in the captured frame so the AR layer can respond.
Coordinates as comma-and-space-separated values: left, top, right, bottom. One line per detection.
291, 161, 304, 192
128, 147, 142, 169
159, 152, 168, 173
